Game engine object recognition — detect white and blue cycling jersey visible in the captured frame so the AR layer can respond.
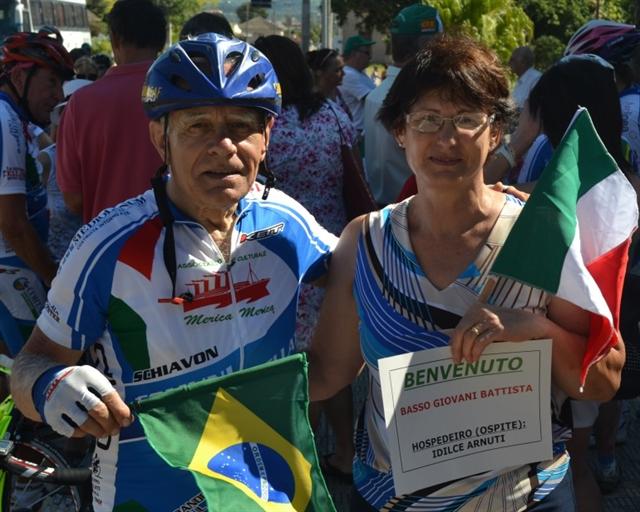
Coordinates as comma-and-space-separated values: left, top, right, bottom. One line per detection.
0, 93, 48, 354
620, 85, 640, 176
513, 134, 553, 184
37, 183, 337, 512
0, 93, 48, 261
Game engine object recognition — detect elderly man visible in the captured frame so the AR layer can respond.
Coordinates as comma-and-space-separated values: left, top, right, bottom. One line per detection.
11, 34, 337, 512
509, 46, 542, 110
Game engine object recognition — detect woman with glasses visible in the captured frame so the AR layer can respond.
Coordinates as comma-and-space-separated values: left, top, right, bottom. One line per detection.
308, 35, 624, 511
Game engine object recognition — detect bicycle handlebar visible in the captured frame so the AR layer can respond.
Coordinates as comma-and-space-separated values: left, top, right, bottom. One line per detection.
0, 453, 92, 484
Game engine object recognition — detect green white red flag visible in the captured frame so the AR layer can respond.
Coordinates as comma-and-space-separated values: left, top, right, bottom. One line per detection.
492, 108, 638, 389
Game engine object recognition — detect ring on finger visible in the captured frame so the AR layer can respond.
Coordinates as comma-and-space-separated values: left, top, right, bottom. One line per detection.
469, 325, 482, 337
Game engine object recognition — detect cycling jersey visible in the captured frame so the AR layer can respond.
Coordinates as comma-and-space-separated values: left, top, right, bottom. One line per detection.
514, 134, 553, 184
0, 93, 48, 258
0, 93, 48, 354
620, 85, 640, 175
37, 183, 337, 511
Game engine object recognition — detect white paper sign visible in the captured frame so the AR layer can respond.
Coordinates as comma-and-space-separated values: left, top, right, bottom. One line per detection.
378, 340, 552, 495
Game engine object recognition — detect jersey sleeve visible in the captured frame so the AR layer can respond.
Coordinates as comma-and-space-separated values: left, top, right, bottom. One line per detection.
258, 190, 338, 283
297, 208, 337, 283
0, 107, 27, 196
37, 217, 117, 351
55, 97, 82, 195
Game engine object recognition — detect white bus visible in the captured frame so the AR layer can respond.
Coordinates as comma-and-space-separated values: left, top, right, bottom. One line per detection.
0, 0, 91, 50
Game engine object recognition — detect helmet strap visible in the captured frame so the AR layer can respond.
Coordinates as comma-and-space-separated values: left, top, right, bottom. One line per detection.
7, 65, 38, 124
260, 125, 275, 200
150, 115, 192, 305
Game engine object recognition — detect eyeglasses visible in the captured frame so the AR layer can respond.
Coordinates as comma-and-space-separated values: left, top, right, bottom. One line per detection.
405, 111, 495, 134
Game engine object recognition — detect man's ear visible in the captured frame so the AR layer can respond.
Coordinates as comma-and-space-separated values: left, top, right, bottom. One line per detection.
261, 115, 276, 159
9, 66, 27, 96
148, 119, 166, 161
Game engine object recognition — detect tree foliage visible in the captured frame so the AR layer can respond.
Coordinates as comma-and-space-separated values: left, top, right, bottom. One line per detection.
236, 2, 269, 23
531, 35, 564, 71
432, 0, 533, 62
516, 0, 637, 69
518, 0, 635, 43
332, 0, 533, 62
158, 0, 213, 39
86, 0, 114, 36
86, 0, 213, 43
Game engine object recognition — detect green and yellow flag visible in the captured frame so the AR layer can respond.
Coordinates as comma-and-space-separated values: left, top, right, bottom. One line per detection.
134, 354, 336, 512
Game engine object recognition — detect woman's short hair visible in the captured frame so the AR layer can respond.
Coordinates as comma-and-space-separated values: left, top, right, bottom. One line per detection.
378, 35, 513, 132
528, 56, 626, 171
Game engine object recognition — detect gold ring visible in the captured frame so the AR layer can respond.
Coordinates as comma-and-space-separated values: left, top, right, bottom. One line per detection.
470, 326, 481, 337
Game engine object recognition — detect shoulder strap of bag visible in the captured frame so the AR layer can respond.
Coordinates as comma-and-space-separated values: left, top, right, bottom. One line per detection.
326, 101, 348, 146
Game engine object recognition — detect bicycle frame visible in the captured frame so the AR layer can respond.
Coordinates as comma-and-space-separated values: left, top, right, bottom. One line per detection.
0, 395, 14, 512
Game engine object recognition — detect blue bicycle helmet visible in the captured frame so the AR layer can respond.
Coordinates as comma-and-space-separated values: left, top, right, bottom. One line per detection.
142, 33, 281, 119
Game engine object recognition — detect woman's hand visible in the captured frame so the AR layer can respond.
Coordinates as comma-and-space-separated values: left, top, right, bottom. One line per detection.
491, 182, 530, 202
449, 302, 551, 364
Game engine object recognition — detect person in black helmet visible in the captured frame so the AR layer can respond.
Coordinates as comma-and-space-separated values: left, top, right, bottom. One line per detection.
11, 33, 337, 512
0, 29, 73, 357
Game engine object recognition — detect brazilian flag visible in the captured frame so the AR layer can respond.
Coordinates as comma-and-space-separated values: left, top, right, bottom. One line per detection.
134, 354, 336, 512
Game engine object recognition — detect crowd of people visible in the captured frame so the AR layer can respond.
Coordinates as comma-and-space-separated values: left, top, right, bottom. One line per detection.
0, 0, 635, 510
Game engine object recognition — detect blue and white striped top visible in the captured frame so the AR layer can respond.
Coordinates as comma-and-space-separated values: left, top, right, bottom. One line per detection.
352, 197, 571, 511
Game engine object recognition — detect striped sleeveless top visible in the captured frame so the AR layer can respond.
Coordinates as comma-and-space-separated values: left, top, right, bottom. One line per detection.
353, 197, 571, 511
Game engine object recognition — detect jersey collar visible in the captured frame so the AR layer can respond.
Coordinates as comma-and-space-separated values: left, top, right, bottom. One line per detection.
0, 91, 28, 122
619, 84, 640, 98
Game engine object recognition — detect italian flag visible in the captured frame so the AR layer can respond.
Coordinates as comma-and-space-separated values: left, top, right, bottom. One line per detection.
492, 108, 638, 389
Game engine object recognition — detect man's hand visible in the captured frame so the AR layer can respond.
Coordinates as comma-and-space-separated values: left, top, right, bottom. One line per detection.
38, 365, 133, 438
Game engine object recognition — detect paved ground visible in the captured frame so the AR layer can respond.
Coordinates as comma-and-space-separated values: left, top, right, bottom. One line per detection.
317, 392, 640, 511
600, 399, 640, 511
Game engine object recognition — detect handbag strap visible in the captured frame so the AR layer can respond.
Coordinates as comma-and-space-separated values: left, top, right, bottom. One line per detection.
326, 101, 349, 146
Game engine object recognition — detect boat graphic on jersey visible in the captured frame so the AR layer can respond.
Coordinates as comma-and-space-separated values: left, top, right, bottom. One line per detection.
159, 264, 270, 312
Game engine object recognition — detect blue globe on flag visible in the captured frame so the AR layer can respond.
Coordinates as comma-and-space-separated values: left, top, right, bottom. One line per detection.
207, 442, 295, 504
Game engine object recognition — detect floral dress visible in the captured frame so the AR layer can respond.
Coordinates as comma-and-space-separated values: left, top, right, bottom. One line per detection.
267, 100, 357, 348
